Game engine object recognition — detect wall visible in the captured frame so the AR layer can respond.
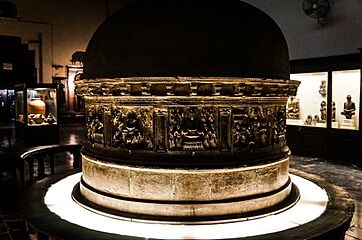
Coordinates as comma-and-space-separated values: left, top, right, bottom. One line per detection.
2, 0, 108, 82
243, 0, 362, 60
1, 0, 361, 82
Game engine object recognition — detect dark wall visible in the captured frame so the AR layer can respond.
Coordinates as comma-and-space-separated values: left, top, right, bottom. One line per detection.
0, 35, 36, 88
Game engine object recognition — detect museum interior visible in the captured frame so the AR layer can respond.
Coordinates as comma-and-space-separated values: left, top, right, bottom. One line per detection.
0, 0, 361, 239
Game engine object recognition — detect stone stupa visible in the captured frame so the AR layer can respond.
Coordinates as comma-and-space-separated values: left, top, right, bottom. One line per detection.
74, 0, 300, 222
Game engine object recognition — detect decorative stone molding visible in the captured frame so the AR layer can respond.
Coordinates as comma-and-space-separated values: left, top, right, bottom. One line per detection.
75, 77, 299, 97
77, 77, 299, 168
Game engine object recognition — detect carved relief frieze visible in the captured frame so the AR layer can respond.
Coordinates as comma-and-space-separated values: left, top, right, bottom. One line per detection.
232, 105, 285, 151
87, 103, 287, 154
111, 106, 153, 150
86, 104, 104, 144
77, 77, 298, 166
169, 107, 218, 151
273, 106, 287, 145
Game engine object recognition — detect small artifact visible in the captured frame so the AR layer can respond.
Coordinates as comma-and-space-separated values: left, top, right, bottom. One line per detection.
28, 114, 35, 125
32, 114, 45, 124
313, 115, 320, 124
286, 96, 300, 119
46, 113, 56, 124
320, 101, 327, 122
304, 115, 313, 125
17, 114, 24, 123
27, 97, 46, 115
341, 95, 356, 119
319, 80, 326, 97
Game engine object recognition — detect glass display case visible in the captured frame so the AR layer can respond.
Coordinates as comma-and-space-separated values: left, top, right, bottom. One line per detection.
0, 89, 15, 123
15, 83, 59, 147
286, 52, 362, 163
15, 85, 58, 126
287, 70, 361, 130
332, 69, 360, 130
287, 72, 328, 128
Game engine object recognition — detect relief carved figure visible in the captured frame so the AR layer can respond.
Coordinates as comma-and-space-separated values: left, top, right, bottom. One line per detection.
86, 105, 104, 144
169, 107, 217, 151
233, 106, 279, 151
112, 107, 153, 149
233, 122, 250, 150
341, 95, 356, 119
273, 106, 286, 145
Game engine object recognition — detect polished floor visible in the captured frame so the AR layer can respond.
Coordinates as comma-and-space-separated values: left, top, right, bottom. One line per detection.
0, 124, 361, 240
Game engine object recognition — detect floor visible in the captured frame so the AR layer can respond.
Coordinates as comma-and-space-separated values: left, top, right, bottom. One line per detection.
0, 124, 361, 240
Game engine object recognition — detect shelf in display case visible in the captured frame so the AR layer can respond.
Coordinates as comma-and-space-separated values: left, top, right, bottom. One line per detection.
286, 119, 303, 125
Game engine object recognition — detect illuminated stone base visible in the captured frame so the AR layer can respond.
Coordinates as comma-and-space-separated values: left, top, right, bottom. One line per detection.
20, 169, 354, 239
79, 154, 292, 219
76, 179, 294, 221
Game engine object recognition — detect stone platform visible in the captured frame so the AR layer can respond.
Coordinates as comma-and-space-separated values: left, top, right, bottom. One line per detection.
20, 168, 354, 240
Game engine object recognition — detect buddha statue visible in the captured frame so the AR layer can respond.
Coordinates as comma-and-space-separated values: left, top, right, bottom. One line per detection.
286, 96, 300, 119
320, 101, 327, 122
341, 95, 356, 119
304, 115, 313, 126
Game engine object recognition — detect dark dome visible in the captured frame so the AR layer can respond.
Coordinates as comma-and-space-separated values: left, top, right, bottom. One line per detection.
83, 0, 290, 80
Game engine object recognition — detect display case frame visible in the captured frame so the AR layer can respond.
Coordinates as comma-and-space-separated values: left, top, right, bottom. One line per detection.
15, 83, 60, 147
0, 88, 15, 123
287, 51, 362, 165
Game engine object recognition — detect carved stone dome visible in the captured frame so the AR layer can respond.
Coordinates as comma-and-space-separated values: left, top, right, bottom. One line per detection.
83, 0, 290, 80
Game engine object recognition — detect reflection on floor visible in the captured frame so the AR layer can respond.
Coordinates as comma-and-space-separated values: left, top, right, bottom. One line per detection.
0, 124, 361, 240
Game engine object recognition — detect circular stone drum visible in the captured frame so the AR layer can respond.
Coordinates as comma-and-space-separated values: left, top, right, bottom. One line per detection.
75, 77, 300, 220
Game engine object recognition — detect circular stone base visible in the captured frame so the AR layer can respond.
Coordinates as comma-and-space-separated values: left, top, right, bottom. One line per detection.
20, 169, 355, 240
80, 155, 291, 219
73, 178, 297, 223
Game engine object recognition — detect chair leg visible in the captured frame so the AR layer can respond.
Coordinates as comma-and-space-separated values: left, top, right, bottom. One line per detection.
28, 156, 34, 183
37, 154, 45, 179
48, 153, 55, 174
72, 151, 82, 168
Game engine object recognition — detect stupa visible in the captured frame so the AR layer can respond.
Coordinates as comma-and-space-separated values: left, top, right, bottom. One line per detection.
73, 0, 301, 221
21, 1, 354, 239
